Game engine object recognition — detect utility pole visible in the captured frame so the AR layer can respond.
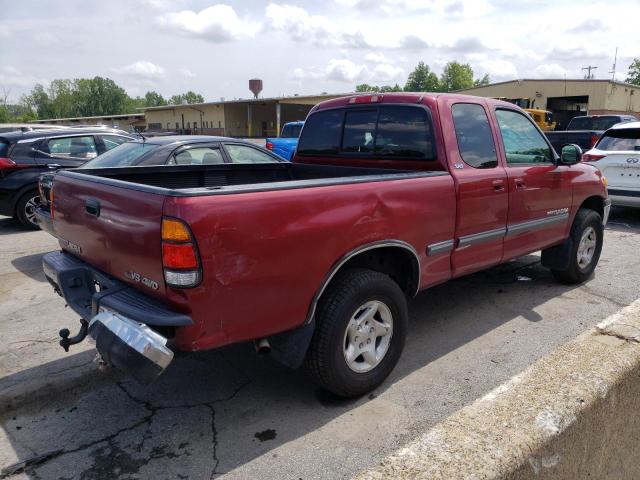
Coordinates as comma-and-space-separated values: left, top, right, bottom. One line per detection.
582, 65, 598, 80
608, 47, 618, 81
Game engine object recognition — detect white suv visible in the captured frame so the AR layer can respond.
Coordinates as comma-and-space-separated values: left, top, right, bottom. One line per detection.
583, 121, 640, 207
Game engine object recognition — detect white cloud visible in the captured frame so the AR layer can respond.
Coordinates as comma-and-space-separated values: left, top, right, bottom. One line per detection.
533, 63, 569, 77
295, 58, 403, 85
478, 59, 518, 78
156, 4, 259, 42
372, 63, 404, 82
326, 59, 369, 82
112, 61, 165, 78
179, 68, 195, 78
0, 66, 45, 89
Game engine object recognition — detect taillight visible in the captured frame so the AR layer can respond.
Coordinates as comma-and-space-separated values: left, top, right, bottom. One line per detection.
161, 217, 201, 288
266, 141, 273, 151
349, 94, 382, 104
590, 134, 600, 147
582, 153, 605, 162
0, 157, 17, 173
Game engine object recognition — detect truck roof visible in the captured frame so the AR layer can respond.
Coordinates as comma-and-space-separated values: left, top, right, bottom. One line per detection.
312, 92, 514, 112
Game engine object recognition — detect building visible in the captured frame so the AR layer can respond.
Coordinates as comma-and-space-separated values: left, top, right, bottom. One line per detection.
457, 79, 639, 129
30, 113, 146, 131
142, 93, 348, 137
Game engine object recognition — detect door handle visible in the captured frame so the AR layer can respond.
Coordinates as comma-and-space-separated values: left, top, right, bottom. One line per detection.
514, 178, 526, 190
85, 198, 100, 217
492, 179, 505, 192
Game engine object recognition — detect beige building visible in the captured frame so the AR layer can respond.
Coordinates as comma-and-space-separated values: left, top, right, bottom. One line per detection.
30, 113, 146, 131
142, 93, 348, 137
457, 79, 639, 129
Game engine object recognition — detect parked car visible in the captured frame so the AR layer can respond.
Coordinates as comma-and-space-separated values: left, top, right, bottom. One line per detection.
0, 127, 134, 228
43, 93, 609, 397
266, 121, 304, 160
545, 114, 638, 153
582, 121, 640, 207
36, 136, 284, 235
0, 123, 65, 133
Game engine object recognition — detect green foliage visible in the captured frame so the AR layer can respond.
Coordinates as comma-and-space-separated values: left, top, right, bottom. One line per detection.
356, 83, 403, 93
0, 105, 9, 123
404, 62, 441, 92
12, 78, 206, 121
440, 61, 474, 92
474, 74, 491, 87
626, 58, 640, 86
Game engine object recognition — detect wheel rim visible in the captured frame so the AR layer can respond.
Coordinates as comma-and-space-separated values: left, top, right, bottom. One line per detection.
342, 300, 393, 373
577, 226, 597, 269
24, 195, 40, 226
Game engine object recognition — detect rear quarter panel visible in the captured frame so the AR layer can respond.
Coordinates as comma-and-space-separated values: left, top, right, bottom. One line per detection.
164, 174, 456, 351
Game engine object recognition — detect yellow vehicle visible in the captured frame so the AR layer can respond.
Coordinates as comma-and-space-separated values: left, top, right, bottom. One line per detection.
524, 108, 556, 131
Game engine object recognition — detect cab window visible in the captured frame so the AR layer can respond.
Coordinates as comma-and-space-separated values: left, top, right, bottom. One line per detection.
452, 103, 497, 169
101, 135, 130, 151
224, 144, 279, 163
171, 147, 224, 165
495, 109, 553, 164
47, 136, 98, 160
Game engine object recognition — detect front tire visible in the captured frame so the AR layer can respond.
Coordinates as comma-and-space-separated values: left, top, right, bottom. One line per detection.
15, 189, 41, 230
550, 209, 603, 284
305, 268, 408, 398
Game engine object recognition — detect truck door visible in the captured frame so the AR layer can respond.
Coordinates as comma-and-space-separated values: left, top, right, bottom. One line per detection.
492, 108, 572, 261
442, 99, 509, 277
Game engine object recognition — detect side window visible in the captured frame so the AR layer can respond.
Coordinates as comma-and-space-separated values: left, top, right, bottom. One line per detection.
342, 110, 377, 153
452, 103, 498, 169
376, 106, 433, 158
224, 144, 278, 163
101, 135, 130, 151
172, 147, 224, 165
297, 110, 343, 155
47, 136, 98, 160
495, 109, 553, 165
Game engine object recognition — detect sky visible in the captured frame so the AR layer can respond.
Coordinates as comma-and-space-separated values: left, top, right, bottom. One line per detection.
0, 0, 638, 104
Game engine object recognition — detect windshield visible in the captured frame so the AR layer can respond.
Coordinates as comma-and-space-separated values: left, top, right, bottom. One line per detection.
568, 116, 624, 131
77, 141, 160, 168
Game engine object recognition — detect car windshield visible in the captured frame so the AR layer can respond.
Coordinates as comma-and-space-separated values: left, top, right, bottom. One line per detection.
596, 129, 640, 151
281, 124, 302, 138
77, 141, 160, 168
568, 116, 625, 131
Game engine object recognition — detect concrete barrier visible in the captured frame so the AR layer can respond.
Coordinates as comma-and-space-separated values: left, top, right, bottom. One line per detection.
354, 299, 640, 480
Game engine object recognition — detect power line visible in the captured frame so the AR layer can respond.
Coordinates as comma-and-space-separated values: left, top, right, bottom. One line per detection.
608, 47, 618, 81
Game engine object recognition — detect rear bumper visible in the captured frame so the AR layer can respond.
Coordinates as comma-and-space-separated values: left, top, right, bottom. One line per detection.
43, 250, 192, 383
34, 205, 55, 237
608, 189, 640, 208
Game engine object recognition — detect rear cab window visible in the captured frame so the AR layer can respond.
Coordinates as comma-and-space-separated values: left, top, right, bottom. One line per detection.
451, 103, 498, 169
596, 128, 640, 151
567, 116, 625, 131
280, 124, 302, 138
78, 142, 160, 168
297, 105, 435, 160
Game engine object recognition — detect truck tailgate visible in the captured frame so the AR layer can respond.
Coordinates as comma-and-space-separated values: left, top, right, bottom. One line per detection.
52, 173, 167, 298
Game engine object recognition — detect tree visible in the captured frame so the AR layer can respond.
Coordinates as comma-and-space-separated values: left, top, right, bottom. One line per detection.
144, 91, 167, 107
404, 62, 441, 92
626, 58, 640, 86
440, 61, 474, 92
0, 106, 9, 123
355, 84, 402, 93
169, 91, 205, 105
74, 77, 130, 116
474, 74, 491, 87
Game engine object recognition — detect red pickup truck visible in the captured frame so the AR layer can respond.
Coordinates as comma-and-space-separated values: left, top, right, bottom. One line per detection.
43, 93, 610, 397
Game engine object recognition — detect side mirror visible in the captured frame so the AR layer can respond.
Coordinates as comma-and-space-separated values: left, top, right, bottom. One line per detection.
560, 144, 582, 165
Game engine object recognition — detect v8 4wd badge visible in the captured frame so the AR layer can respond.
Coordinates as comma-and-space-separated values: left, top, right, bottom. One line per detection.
124, 271, 159, 290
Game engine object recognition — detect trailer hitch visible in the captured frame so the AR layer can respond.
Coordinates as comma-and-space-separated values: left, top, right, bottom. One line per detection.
59, 319, 89, 352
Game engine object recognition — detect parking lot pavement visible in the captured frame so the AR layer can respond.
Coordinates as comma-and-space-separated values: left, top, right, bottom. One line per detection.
0, 207, 639, 480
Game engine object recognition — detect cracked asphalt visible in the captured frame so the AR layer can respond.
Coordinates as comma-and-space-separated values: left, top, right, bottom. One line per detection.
1, 207, 639, 480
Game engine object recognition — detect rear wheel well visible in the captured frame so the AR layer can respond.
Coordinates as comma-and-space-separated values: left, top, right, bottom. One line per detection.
336, 246, 419, 296
578, 196, 604, 218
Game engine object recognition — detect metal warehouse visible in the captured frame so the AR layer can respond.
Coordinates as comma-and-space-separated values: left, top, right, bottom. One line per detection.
457, 79, 639, 129
142, 93, 347, 137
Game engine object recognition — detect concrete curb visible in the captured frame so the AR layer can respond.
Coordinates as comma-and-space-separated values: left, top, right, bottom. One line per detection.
0, 350, 101, 414
354, 299, 640, 480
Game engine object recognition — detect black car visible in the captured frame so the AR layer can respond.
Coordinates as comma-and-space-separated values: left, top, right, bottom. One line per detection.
0, 127, 135, 228
36, 135, 284, 236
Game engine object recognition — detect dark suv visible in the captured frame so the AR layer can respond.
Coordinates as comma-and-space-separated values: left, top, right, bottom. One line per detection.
0, 127, 134, 228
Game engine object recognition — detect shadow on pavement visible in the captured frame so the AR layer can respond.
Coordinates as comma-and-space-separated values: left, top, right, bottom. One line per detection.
605, 206, 640, 234
10, 253, 49, 282
0, 217, 27, 236
0, 255, 588, 479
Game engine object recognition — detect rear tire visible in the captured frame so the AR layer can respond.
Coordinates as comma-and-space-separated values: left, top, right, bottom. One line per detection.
16, 189, 41, 230
550, 208, 603, 284
305, 268, 408, 398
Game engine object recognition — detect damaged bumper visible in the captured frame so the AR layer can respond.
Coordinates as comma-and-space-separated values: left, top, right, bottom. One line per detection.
42, 250, 192, 384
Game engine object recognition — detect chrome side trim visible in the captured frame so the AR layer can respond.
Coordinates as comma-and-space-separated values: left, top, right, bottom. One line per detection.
457, 227, 506, 249
426, 239, 455, 256
506, 213, 569, 236
305, 240, 421, 324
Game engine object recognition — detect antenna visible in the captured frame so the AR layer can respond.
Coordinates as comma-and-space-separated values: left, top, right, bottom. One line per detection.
608, 47, 618, 81
582, 65, 598, 80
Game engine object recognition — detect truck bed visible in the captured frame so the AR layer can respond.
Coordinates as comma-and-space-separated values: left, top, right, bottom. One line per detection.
62, 162, 445, 196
